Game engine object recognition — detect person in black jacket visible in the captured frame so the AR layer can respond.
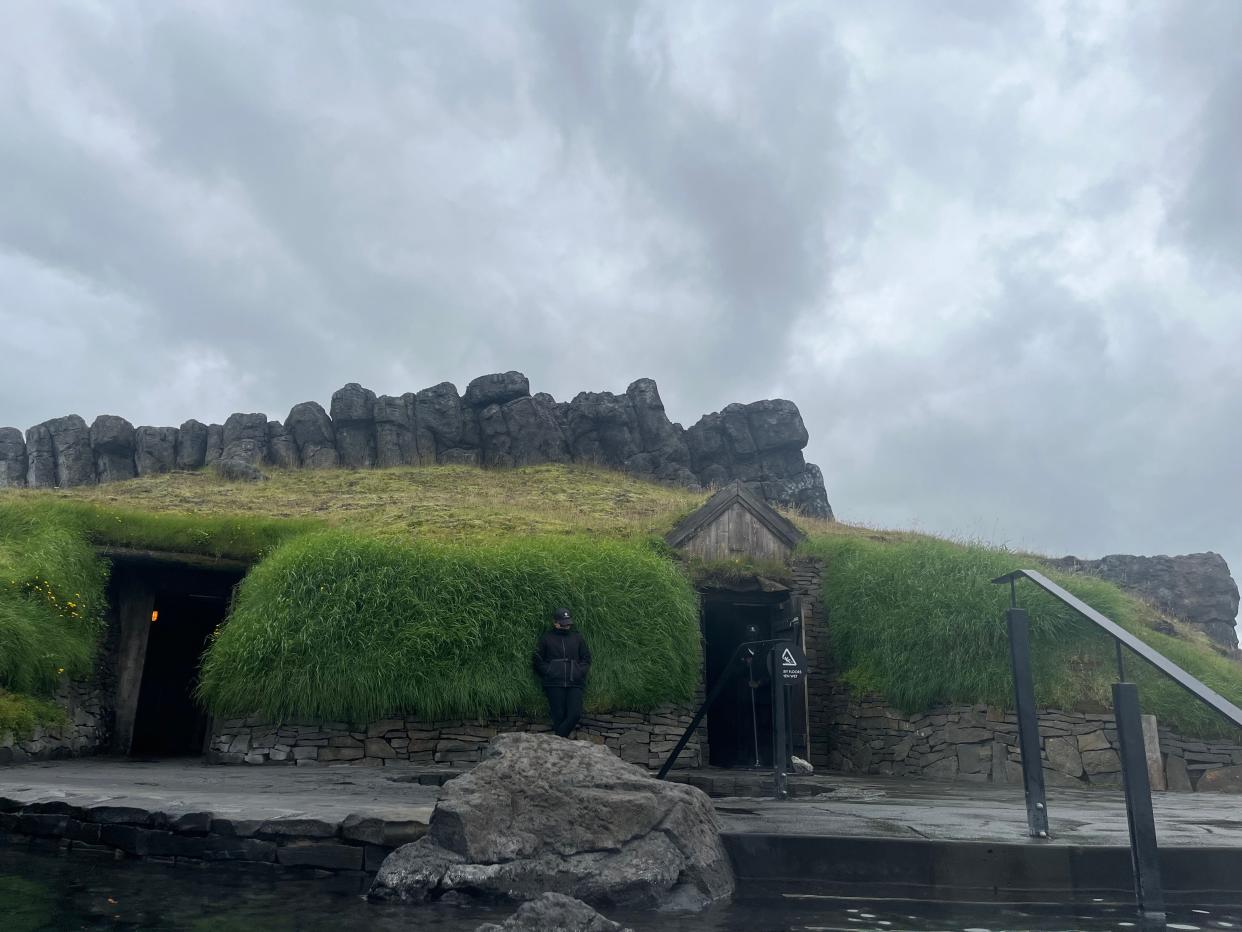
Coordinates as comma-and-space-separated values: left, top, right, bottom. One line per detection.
532, 607, 592, 737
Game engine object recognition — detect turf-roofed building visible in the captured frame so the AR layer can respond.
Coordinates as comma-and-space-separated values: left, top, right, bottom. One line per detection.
2, 373, 1242, 793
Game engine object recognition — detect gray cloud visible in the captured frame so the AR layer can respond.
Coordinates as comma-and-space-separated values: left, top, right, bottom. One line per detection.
2, 1, 1241, 634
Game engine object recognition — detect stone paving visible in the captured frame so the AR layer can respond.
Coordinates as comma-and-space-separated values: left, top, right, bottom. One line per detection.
0, 757, 439, 825
3, 759, 1240, 852
715, 774, 1242, 848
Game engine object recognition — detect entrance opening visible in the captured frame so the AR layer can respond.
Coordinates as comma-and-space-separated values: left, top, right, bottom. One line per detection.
130, 593, 226, 756
108, 552, 246, 758
704, 590, 797, 768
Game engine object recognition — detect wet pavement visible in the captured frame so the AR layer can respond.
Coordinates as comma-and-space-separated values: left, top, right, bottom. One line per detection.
2, 759, 1240, 850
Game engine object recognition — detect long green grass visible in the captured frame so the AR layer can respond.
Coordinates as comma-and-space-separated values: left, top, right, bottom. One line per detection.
198, 530, 701, 722
802, 532, 1242, 739
0, 502, 107, 697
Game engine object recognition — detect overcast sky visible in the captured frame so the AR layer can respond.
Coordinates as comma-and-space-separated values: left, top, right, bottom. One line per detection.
3, 2, 1241, 593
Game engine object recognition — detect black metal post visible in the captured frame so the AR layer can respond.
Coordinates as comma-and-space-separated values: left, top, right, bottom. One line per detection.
658, 638, 790, 780
1113, 680, 1166, 919
770, 649, 788, 799
1006, 607, 1050, 838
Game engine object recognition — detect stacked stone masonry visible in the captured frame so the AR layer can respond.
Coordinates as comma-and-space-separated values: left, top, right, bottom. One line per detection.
207, 707, 701, 771
0, 802, 418, 879
0, 373, 832, 518
0, 615, 117, 765
829, 692, 1242, 793
792, 558, 831, 768
0, 680, 109, 765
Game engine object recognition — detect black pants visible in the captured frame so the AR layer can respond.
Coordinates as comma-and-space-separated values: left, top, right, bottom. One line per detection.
545, 686, 584, 738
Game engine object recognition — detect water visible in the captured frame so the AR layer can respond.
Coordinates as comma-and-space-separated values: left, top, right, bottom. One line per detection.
2, 848, 1239, 931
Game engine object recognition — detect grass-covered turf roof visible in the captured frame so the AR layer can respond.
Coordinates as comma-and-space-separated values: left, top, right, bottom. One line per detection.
1, 463, 1240, 741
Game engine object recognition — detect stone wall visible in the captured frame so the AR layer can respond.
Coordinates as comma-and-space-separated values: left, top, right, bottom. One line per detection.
0, 680, 110, 765
791, 558, 831, 769
828, 692, 1242, 793
0, 611, 117, 765
207, 706, 701, 771
1, 373, 832, 518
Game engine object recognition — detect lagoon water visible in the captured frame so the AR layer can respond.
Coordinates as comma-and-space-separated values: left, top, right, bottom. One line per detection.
2, 849, 1238, 932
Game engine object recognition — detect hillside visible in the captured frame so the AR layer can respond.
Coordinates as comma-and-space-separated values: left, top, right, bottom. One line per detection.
2, 463, 1241, 741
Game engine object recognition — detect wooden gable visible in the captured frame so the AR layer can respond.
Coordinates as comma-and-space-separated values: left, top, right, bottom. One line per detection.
665, 481, 805, 562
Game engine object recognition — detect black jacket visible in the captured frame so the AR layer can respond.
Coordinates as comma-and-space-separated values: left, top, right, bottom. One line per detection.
533, 628, 592, 688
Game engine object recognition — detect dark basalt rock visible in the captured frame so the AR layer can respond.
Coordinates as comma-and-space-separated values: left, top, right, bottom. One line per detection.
413, 383, 470, 463
562, 391, 642, 467
1048, 552, 1240, 650
221, 413, 268, 467
90, 415, 136, 483
24, 423, 56, 488
285, 402, 337, 469
266, 421, 298, 469
374, 395, 418, 468
134, 426, 178, 476
475, 892, 630, 932
1, 373, 833, 518
176, 419, 209, 470
23, 416, 94, 488
479, 397, 570, 467
0, 427, 26, 488
204, 424, 224, 465
370, 733, 733, 911
331, 383, 377, 469
464, 371, 530, 409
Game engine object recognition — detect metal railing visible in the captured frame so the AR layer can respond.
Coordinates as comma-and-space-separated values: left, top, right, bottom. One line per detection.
994, 568, 1242, 923
657, 638, 794, 798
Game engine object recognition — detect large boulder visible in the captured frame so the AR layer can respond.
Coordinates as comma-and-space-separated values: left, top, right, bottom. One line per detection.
266, 420, 298, 469
464, 371, 530, 409
331, 383, 377, 468
374, 394, 418, 468
176, 419, 209, 469
204, 424, 225, 465
479, 397, 570, 468
415, 382, 477, 465
26, 415, 94, 487
221, 413, 269, 466
562, 391, 642, 467
134, 426, 178, 476
89, 416, 136, 482
1048, 553, 1240, 650
370, 733, 733, 911
475, 893, 630, 932
0, 427, 26, 488
24, 423, 56, 487
285, 402, 338, 469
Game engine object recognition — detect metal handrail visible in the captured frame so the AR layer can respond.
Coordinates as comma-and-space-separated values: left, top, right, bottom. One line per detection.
993, 568, 1242, 729
656, 638, 790, 782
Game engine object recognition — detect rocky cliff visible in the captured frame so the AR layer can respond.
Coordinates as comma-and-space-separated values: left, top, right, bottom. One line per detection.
1048, 552, 1240, 651
0, 373, 832, 519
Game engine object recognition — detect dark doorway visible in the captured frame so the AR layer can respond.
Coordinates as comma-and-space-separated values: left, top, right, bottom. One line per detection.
130, 592, 226, 756
702, 591, 791, 768
701, 587, 810, 769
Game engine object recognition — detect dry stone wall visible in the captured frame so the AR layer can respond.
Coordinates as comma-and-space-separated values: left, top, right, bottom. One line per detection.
1, 372, 832, 518
829, 692, 1242, 793
207, 706, 701, 772
0, 612, 118, 765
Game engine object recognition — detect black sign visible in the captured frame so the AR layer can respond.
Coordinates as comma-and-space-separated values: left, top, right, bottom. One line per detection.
776, 642, 807, 682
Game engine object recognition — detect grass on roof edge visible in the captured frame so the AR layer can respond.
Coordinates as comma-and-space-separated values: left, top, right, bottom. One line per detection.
197, 530, 702, 722
800, 532, 1242, 740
